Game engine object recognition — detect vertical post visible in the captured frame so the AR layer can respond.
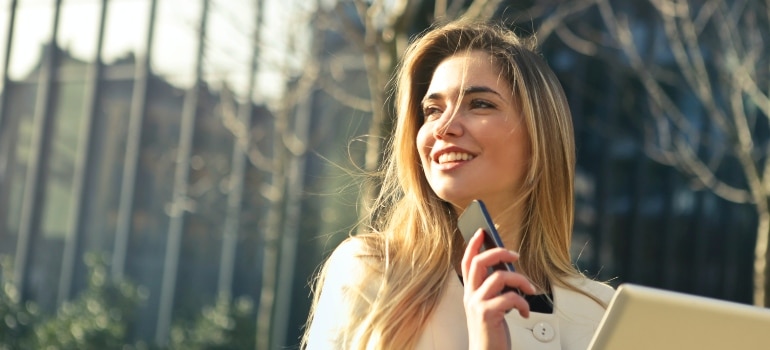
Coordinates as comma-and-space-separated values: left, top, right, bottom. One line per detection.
256, 44, 289, 350
693, 119, 712, 293
57, 0, 109, 306
112, 0, 158, 281
661, 168, 677, 288
217, 0, 262, 301
625, 149, 645, 281
0, 0, 18, 237
155, 0, 208, 345
595, 93, 614, 280
270, 72, 314, 350
14, 0, 63, 299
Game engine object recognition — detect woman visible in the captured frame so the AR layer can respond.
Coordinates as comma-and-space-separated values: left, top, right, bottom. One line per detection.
302, 20, 614, 349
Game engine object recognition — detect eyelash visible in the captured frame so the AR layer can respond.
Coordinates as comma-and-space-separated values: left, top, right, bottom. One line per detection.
421, 99, 496, 121
470, 99, 495, 109
422, 106, 442, 120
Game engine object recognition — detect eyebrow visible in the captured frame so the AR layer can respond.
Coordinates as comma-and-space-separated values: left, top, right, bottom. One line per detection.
421, 85, 502, 105
463, 85, 502, 97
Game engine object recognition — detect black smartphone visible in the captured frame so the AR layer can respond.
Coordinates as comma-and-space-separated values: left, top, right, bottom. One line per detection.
458, 199, 520, 294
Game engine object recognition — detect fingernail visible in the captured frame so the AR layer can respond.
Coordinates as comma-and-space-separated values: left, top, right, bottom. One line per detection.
509, 250, 519, 257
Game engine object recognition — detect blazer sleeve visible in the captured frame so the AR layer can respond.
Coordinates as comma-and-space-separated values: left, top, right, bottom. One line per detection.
304, 239, 375, 349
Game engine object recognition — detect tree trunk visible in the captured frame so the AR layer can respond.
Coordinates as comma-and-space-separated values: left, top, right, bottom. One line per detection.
754, 209, 769, 306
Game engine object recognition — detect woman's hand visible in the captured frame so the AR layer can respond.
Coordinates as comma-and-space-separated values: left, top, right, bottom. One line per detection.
461, 229, 536, 350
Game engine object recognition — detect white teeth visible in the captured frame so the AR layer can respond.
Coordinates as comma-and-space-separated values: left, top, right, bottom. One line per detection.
437, 152, 474, 164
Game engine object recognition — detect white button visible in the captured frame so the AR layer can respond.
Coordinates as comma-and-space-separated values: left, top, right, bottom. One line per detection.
532, 322, 555, 342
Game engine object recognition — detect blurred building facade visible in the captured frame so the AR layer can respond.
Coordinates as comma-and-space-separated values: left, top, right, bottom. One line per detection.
0, 0, 272, 346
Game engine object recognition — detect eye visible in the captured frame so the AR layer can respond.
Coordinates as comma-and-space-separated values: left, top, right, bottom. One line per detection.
469, 99, 495, 109
421, 105, 442, 121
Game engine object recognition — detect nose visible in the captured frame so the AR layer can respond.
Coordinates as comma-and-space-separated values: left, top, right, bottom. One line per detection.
433, 113, 463, 139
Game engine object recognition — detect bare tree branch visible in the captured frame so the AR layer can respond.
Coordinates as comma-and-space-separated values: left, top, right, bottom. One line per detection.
463, 0, 504, 21
447, 0, 467, 19
692, 0, 720, 33
598, 1, 700, 138
673, 135, 753, 203
657, 0, 731, 133
642, 99, 752, 202
555, 24, 599, 56
597, 0, 770, 306
435, 0, 448, 19
728, 76, 764, 207
537, 0, 601, 43
318, 75, 373, 112
219, 86, 273, 173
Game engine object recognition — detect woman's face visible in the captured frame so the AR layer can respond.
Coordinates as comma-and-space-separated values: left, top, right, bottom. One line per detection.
416, 51, 531, 213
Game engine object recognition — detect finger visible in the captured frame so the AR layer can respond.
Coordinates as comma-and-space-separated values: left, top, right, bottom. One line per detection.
461, 229, 486, 286
477, 270, 537, 299
473, 247, 519, 270
485, 290, 532, 319
467, 248, 519, 291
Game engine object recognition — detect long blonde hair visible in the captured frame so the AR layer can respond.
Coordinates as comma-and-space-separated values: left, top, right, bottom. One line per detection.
303, 20, 595, 349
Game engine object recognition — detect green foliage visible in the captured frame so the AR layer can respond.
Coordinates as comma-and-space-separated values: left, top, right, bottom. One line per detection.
0, 252, 256, 349
0, 256, 40, 350
27, 252, 148, 349
168, 295, 255, 350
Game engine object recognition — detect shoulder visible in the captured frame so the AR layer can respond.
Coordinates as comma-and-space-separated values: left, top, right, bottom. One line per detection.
566, 276, 616, 306
324, 237, 365, 273
551, 276, 615, 349
552, 275, 615, 315
305, 237, 383, 348
317, 236, 384, 300
323, 236, 381, 280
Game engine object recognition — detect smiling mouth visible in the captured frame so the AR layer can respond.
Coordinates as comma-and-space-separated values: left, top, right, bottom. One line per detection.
437, 152, 475, 164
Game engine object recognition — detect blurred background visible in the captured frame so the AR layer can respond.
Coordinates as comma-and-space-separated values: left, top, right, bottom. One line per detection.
0, 0, 767, 349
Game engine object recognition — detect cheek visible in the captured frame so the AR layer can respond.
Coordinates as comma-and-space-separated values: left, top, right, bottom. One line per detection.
502, 134, 531, 180
415, 125, 433, 161
487, 124, 529, 172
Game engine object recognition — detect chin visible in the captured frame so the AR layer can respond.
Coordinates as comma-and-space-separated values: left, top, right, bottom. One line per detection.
433, 190, 473, 210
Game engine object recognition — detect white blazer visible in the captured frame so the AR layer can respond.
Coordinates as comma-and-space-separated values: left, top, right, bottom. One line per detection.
306, 240, 615, 349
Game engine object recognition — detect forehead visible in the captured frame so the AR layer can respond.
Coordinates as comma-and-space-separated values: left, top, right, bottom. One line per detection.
425, 51, 511, 96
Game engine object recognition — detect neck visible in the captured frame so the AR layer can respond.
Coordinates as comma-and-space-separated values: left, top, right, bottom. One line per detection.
483, 200, 525, 253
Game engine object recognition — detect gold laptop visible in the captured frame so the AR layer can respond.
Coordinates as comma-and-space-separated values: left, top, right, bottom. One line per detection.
588, 283, 770, 349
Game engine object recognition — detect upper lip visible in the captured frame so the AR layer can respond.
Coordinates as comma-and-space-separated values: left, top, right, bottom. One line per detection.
431, 145, 477, 163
